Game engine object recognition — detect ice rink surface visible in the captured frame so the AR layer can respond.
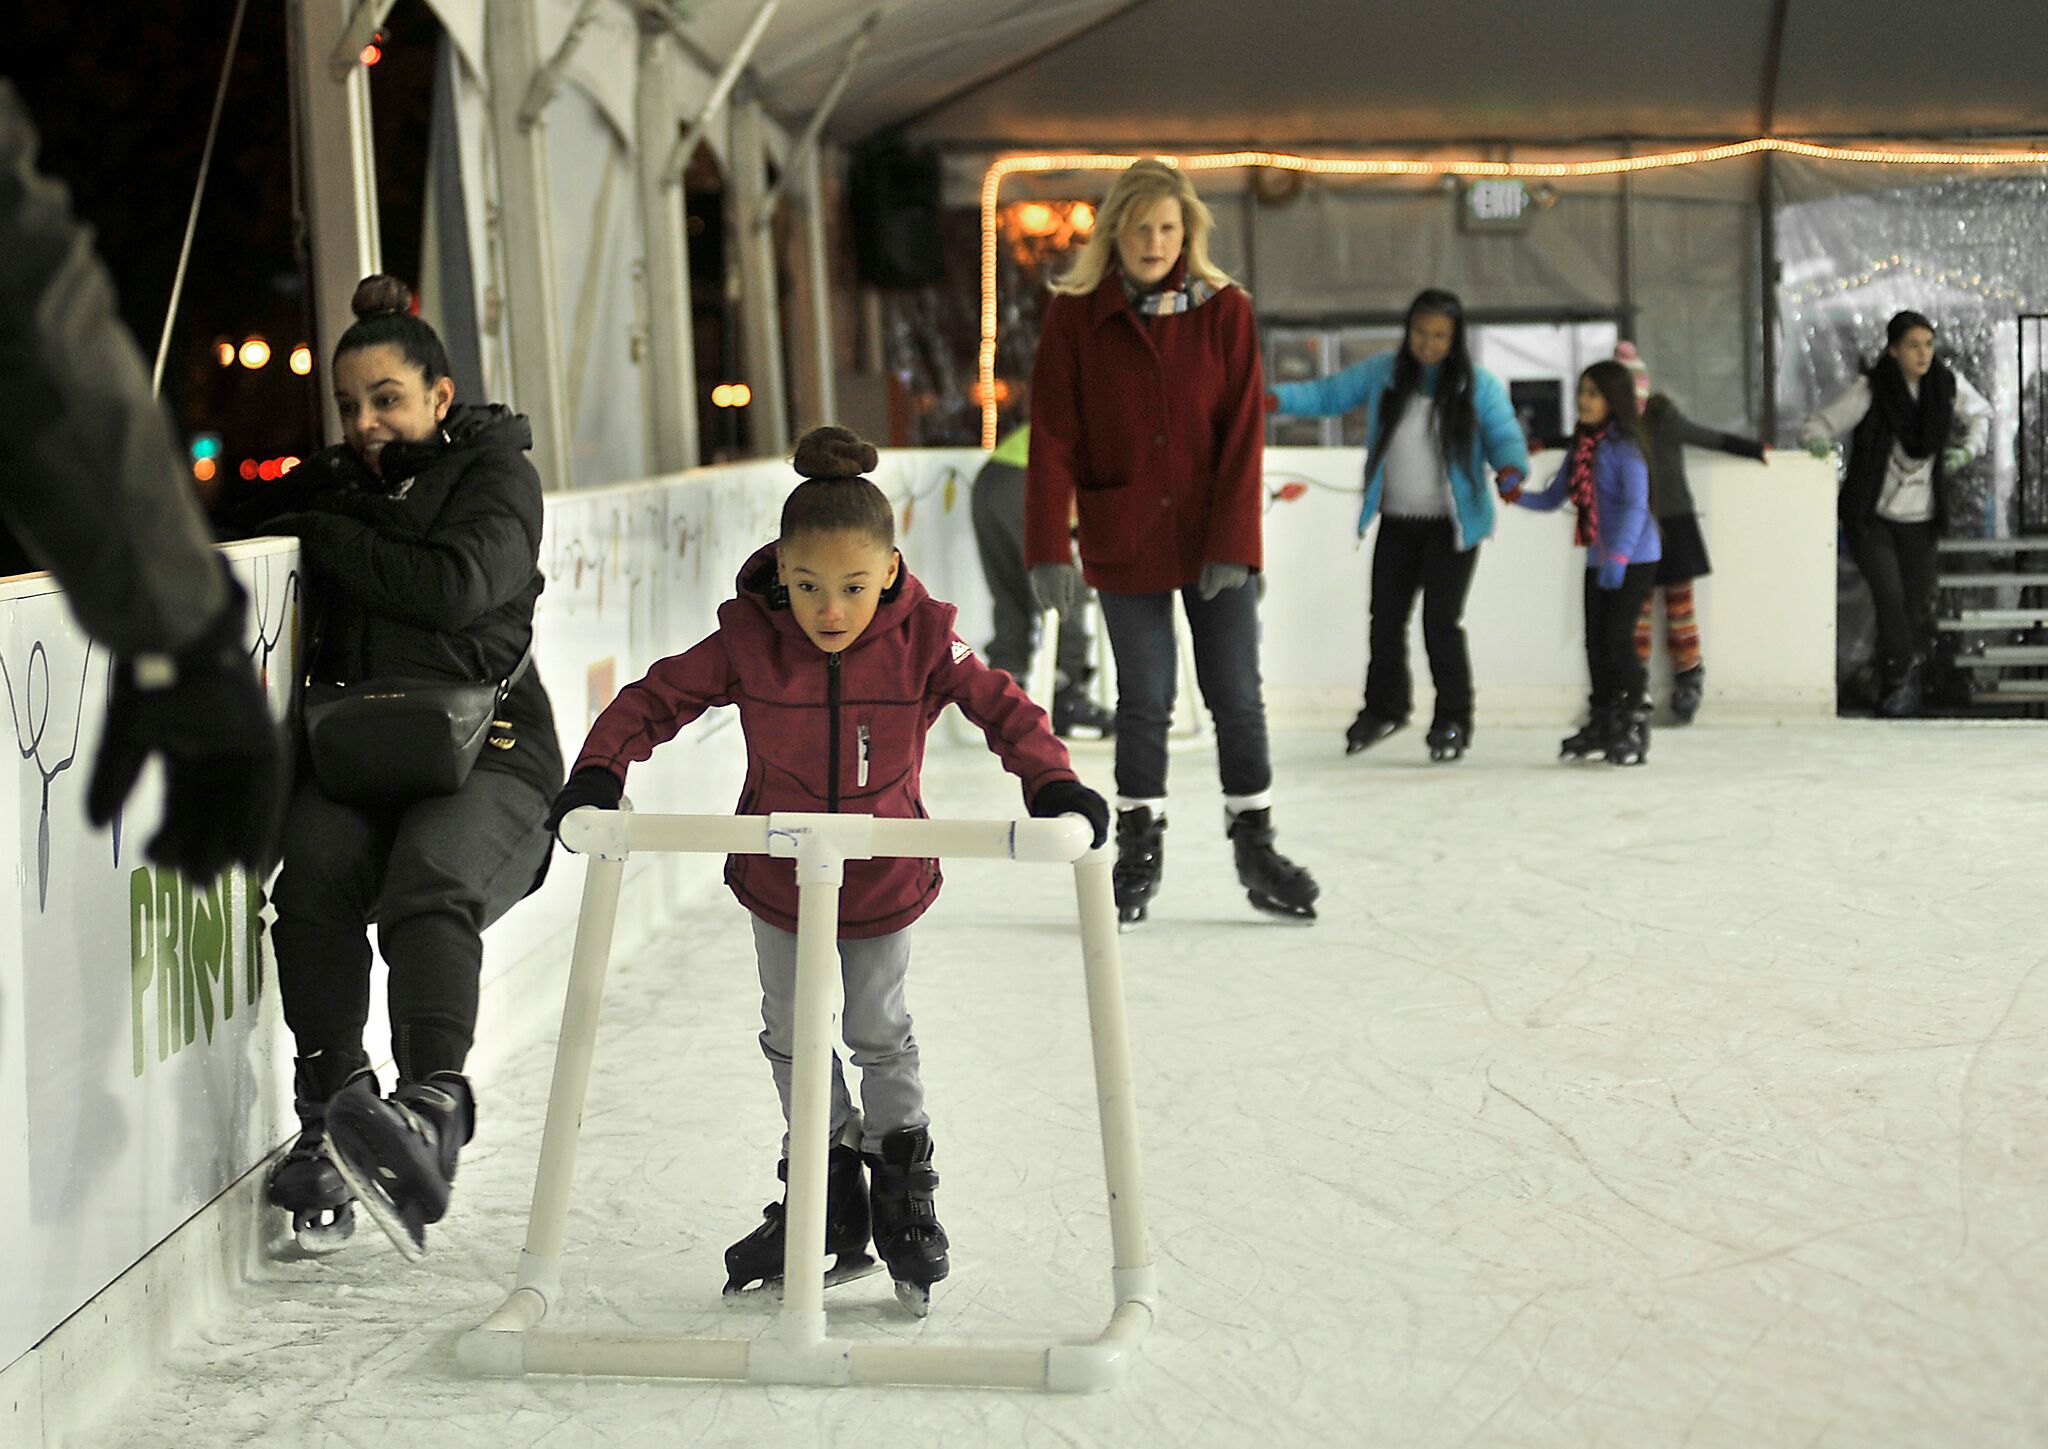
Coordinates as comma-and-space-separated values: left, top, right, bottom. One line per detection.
82, 720, 2048, 1448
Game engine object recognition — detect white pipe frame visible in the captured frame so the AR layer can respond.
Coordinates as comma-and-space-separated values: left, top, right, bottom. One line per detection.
459, 808, 1156, 1394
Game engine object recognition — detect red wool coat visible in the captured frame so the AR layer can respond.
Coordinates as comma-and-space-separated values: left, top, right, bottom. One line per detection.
573, 545, 1078, 938
1024, 268, 1266, 594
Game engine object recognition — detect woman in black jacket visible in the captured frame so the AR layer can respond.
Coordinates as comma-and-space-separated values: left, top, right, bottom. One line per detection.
224, 276, 561, 1259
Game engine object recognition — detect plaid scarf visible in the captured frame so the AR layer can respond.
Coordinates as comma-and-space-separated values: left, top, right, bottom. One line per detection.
1122, 270, 1218, 316
1567, 423, 1607, 546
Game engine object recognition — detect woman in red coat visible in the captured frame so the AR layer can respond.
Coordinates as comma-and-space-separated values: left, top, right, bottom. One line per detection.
1025, 159, 1318, 929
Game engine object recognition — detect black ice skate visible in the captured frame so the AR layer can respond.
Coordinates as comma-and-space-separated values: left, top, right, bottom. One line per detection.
723, 1141, 880, 1299
1344, 709, 1407, 755
1226, 807, 1319, 923
1605, 694, 1651, 767
865, 1127, 949, 1317
1876, 654, 1926, 718
1112, 805, 1165, 931
1425, 720, 1470, 763
324, 1072, 473, 1263
1669, 664, 1705, 725
1560, 700, 1610, 761
267, 1052, 375, 1255
1051, 682, 1116, 739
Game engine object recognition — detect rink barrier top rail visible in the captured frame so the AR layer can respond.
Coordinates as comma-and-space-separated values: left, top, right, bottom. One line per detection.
460, 809, 1155, 1394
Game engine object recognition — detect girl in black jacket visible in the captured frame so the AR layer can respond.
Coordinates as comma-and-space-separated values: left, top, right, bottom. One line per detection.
224, 276, 562, 1260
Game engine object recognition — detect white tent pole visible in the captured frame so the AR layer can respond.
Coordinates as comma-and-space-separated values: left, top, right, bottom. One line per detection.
484, 0, 574, 489
663, 0, 779, 188
635, 16, 702, 472
733, 96, 791, 453
518, 0, 606, 130
290, 0, 383, 446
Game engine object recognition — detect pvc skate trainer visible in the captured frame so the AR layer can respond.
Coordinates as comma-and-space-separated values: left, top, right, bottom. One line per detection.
458, 808, 1156, 1393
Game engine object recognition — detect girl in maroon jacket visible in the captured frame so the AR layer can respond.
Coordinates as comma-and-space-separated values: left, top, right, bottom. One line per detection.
546, 428, 1106, 1313
1025, 158, 1318, 930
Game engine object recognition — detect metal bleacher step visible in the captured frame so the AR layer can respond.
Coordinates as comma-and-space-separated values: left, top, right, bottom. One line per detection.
1938, 609, 2048, 630
1936, 537, 2048, 554
1955, 645, 2048, 668
1936, 572, 2048, 589
1973, 679, 2048, 699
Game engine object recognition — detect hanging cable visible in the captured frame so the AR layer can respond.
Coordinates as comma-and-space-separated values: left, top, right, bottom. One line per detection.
150, 0, 252, 399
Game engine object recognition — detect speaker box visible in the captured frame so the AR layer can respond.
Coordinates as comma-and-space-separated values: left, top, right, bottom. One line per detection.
850, 143, 945, 288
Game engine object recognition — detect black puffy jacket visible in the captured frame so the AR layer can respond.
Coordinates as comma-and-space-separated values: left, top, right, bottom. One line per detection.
222, 403, 563, 800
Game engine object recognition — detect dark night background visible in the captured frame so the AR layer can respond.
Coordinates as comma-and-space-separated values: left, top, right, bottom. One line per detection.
12, 1, 440, 500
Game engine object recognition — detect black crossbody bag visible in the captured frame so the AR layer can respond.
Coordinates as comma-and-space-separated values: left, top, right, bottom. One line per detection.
302, 644, 533, 805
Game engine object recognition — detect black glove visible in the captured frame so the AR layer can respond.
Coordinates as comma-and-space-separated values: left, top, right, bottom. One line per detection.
1029, 777, 1109, 849
87, 576, 286, 883
546, 766, 625, 846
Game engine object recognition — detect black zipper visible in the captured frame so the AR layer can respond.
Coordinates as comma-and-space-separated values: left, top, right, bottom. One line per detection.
826, 652, 842, 813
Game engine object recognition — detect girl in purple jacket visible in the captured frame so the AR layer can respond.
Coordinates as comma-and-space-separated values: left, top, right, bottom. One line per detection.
1504, 360, 1662, 765
546, 428, 1106, 1315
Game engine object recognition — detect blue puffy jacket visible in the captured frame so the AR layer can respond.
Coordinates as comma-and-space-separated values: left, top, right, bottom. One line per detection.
1270, 351, 1529, 550
1516, 431, 1662, 570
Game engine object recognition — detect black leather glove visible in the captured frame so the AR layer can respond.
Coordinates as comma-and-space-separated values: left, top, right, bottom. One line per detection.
87, 575, 286, 883
546, 766, 625, 847
1029, 777, 1109, 849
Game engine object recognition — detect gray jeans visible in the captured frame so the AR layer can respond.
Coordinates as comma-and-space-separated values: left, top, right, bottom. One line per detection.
751, 915, 927, 1156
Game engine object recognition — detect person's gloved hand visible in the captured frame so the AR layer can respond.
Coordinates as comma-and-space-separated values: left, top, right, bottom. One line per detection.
1495, 467, 1525, 503
1199, 562, 1251, 599
1596, 556, 1630, 590
1802, 437, 1833, 459
1029, 777, 1109, 849
87, 575, 286, 883
546, 766, 625, 847
1030, 561, 1083, 615
1942, 446, 1973, 473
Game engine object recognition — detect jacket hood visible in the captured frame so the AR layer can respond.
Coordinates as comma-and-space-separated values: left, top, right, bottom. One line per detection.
734, 540, 926, 654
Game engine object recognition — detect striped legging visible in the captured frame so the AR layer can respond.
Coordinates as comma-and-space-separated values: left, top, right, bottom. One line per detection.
1633, 580, 1701, 672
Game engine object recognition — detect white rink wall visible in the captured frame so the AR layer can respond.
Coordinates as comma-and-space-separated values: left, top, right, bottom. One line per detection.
0, 446, 1832, 1441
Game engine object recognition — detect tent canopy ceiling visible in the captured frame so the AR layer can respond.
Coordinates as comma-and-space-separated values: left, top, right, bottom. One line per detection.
670, 0, 2048, 149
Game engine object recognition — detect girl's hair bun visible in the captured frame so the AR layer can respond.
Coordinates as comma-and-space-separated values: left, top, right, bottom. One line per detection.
350, 274, 415, 320
792, 425, 878, 480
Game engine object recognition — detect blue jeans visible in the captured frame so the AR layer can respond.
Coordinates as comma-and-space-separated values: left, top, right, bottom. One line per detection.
1096, 578, 1272, 801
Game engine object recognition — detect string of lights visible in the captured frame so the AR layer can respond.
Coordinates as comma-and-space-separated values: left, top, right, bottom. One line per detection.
977, 139, 2048, 444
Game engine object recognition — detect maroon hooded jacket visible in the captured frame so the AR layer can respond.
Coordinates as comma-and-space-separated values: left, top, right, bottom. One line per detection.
1024, 262, 1266, 595
573, 544, 1079, 938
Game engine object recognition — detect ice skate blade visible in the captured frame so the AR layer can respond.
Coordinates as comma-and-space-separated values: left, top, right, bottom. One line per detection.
283, 1207, 355, 1257
894, 1279, 932, 1317
1246, 891, 1316, 925
722, 1253, 882, 1301
324, 1128, 429, 1264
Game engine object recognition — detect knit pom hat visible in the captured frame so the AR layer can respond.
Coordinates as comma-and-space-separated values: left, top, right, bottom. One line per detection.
1614, 341, 1651, 407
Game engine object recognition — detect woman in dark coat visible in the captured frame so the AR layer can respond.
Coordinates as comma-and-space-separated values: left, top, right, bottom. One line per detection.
1025, 159, 1317, 929
222, 275, 561, 1259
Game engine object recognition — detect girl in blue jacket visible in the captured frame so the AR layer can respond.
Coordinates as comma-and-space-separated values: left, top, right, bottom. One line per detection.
1269, 289, 1527, 762
1505, 359, 1662, 766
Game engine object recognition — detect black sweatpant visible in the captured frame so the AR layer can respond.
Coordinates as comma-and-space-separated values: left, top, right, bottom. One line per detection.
1365, 516, 1481, 728
1845, 516, 1938, 667
270, 767, 552, 1082
970, 459, 1094, 685
1584, 563, 1660, 704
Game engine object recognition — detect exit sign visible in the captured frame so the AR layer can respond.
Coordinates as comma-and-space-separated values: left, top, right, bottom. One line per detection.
1460, 179, 1534, 233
